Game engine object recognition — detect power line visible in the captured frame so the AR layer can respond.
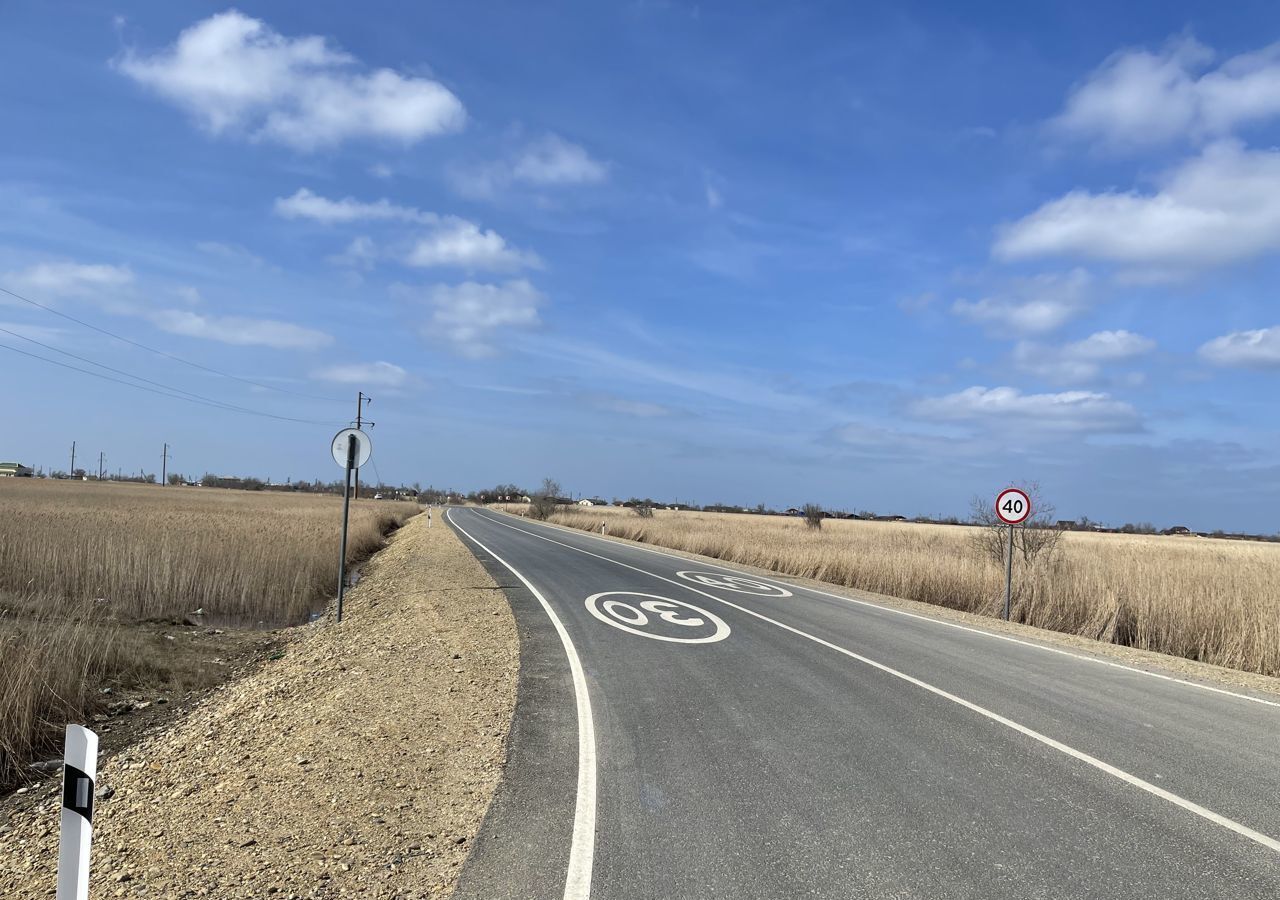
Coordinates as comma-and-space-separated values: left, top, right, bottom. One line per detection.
0, 340, 335, 426
0, 324, 332, 423
0, 283, 346, 404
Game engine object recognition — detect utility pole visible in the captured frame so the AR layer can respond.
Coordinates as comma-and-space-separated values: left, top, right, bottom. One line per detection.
98, 452, 104, 481
70, 441, 76, 478
353, 392, 373, 500
162, 443, 169, 486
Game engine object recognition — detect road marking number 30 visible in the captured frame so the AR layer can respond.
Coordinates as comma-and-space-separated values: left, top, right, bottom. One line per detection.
584, 592, 731, 644
676, 571, 793, 598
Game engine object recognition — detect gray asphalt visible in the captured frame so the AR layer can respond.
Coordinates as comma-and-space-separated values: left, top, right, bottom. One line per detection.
447, 507, 1280, 899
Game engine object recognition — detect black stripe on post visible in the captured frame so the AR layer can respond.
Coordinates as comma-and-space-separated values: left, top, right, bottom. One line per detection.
62, 764, 94, 823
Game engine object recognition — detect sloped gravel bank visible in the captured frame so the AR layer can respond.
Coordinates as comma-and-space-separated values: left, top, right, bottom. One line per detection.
0, 510, 518, 898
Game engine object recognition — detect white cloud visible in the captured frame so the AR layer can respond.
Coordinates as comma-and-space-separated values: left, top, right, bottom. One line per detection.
1014, 330, 1156, 383
705, 185, 723, 209
327, 236, 379, 269
512, 135, 608, 185
416, 279, 543, 357
7, 261, 134, 298
195, 241, 267, 269
1199, 326, 1280, 369
312, 360, 408, 387
951, 269, 1092, 336
149, 309, 333, 350
368, 163, 393, 179
913, 385, 1140, 433
451, 134, 607, 198
405, 220, 540, 271
995, 142, 1280, 272
1050, 36, 1280, 151
115, 10, 465, 151
274, 187, 434, 224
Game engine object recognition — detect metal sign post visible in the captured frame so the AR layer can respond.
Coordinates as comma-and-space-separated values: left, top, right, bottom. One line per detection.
56, 725, 97, 900
995, 487, 1032, 621
331, 428, 373, 623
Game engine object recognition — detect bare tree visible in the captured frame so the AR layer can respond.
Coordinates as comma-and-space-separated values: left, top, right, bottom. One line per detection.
632, 504, 655, 519
970, 481, 1062, 567
529, 477, 563, 521
802, 503, 824, 531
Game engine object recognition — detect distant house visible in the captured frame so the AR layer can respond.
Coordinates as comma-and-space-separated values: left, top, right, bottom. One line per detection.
1164, 525, 1192, 536
0, 462, 34, 478
577, 499, 595, 507
873, 514, 907, 522
784, 507, 802, 516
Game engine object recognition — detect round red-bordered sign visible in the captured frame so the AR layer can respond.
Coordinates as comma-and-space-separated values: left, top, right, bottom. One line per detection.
995, 487, 1032, 525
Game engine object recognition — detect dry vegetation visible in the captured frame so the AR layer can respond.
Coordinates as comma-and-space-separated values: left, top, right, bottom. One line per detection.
508, 504, 1280, 678
0, 479, 417, 789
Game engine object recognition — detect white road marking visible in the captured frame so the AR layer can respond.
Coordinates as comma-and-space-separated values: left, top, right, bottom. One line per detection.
472, 510, 1280, 856
446, 509, 597, 900
585, 592, 731, 644
677, 571, 793, 597
500, 510, 1280, 710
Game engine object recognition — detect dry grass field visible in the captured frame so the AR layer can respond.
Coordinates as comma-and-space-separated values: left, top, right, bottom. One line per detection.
0, 479, 417, 788
508, 505, 1280, 678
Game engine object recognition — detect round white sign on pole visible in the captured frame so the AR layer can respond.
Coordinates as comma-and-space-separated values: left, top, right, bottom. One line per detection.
330, 428, 372, 470
995, 487, 1032, 525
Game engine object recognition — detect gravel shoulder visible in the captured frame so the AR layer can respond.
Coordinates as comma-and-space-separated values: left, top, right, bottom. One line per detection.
0, 509, 519, 899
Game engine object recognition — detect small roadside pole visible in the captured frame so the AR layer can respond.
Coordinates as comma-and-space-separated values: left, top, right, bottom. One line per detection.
995, 487, 1032, 621
56, 725, 98, 900
331, 427, 373, 623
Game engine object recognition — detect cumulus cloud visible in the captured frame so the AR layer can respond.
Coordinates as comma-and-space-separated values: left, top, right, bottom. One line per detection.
1050, 36, 1280, 151
451, 134, 607, 198
951, 269, 1092, 336
274, 188, 435, 224
913, 385, 1140, 433
405, 220, 540, 271
1199, 326, 1280, 369
995, 142, 1280, 272
7, 261, 134, 299
312, 360, 408, 387
114, 10, 465, 151
416, 279, 543, 357
149, 309, 333, 349
1014, 330, 1156, 383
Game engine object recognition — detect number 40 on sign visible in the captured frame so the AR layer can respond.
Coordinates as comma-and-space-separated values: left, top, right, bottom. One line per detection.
995, 487, 1032, 526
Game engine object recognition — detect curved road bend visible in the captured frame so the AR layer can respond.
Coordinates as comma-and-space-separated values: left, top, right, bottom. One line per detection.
445, 507, 1280, 900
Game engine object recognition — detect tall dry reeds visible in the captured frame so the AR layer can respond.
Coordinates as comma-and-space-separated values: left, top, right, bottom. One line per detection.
0, 480, 418, 788
0, 480, 417, 625
514, 505, 1280, 677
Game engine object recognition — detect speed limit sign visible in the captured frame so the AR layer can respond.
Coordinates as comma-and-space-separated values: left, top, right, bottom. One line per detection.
995, 487, 1032, 525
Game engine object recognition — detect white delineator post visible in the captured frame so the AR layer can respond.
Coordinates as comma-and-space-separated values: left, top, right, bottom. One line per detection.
57, 725, 98, 900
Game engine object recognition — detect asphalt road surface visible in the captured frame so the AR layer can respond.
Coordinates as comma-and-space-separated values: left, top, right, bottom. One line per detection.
446, 507, 1280, 900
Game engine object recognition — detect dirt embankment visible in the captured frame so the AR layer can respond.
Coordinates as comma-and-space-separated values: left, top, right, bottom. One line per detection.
0, 510, 519, 898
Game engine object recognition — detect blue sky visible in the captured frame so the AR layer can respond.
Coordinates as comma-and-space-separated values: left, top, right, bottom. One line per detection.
4, 2, 1280, 531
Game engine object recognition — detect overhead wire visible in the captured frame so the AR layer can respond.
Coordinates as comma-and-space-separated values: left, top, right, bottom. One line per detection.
0, 340, 335, 426
0, 283, 347, 404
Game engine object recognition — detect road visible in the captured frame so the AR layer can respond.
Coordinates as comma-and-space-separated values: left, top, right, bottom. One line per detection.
445, 507, 1280, 899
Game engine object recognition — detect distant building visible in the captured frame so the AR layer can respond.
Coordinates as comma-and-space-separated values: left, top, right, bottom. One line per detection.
0, 462, 34, 478
1164, 525, 1192, 536
577, 499, 595, 506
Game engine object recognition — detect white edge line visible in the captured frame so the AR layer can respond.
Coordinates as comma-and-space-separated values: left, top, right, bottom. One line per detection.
491, 509, 1280, 710
447, 509, 597, 900
473, 510, 1280, 856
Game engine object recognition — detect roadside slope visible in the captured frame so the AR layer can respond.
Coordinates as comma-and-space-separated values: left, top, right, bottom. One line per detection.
0, 510, 519, 899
